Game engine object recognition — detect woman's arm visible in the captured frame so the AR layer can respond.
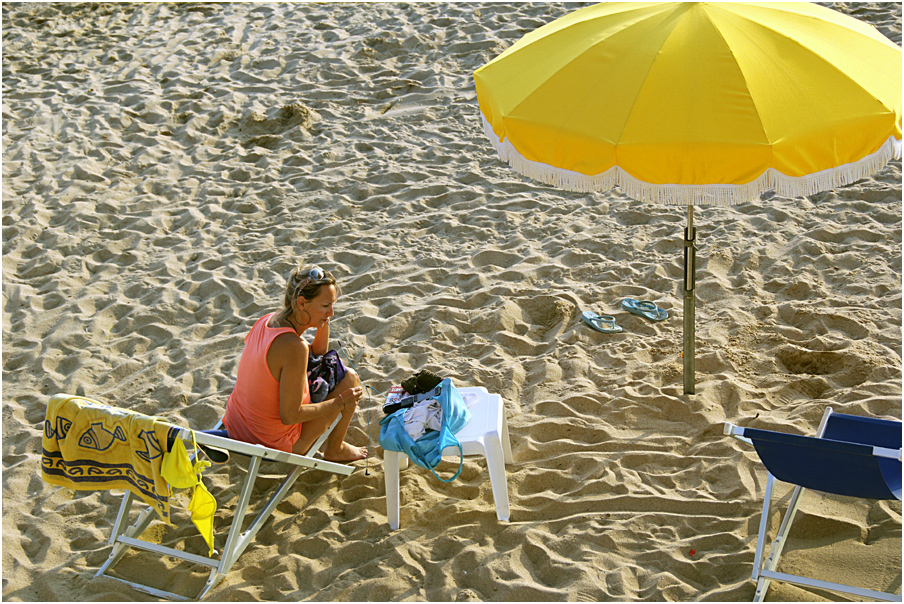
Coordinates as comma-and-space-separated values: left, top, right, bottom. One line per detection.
310, 317, 330, 357
271, 334, 341, 425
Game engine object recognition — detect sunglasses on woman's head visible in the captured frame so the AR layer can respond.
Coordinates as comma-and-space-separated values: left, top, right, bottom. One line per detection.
298, 267, 325, 289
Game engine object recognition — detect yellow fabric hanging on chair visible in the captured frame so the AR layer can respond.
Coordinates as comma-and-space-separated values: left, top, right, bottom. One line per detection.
161, 430, 216, 555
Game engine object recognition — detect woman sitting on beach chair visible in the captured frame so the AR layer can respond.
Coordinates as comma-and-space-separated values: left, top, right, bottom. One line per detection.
223, 265, 367, 462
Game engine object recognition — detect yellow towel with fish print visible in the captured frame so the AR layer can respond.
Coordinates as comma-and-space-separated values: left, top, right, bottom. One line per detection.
41, 394, 179, 524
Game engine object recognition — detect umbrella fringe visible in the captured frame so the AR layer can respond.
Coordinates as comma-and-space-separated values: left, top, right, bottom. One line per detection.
618, 172, 761, 207
482, 114, 902, 205
771, 136, 902, 200
482, 114, 620, 192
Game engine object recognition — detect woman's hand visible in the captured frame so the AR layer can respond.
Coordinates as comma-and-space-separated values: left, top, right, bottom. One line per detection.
336, 386, 364, 411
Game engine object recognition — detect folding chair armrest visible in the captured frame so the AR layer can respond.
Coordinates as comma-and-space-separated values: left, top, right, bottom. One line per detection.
724, 422, 753, 446
176, 428, 354, 476
872, 446, 903, 462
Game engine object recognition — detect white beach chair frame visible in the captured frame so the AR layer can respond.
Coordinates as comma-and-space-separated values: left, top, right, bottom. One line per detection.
724, 408, 902, 602
95, 416, 351, 601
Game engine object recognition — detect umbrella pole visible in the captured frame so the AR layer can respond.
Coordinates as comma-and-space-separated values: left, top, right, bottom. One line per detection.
683, 204, 696, 395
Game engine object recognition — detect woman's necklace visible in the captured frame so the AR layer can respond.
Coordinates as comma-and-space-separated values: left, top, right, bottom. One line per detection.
286, 314, 301, 335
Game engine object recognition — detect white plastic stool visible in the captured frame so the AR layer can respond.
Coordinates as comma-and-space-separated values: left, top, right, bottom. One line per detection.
384, 386, 513, 530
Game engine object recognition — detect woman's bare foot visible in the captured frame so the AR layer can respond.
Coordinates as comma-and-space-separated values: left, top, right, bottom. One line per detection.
323, 441, 368, 463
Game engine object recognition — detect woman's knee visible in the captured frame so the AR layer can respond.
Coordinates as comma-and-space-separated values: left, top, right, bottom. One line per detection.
343, 367, 360, 387
326, 368, 361, 415
333, 368, 360, 396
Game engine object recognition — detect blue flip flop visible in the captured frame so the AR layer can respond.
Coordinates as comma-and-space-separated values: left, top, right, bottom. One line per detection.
582, 311, 623, 333
621, 299, 668, 322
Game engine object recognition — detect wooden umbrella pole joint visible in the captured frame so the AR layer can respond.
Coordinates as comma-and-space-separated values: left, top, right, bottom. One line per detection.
684, 205, 696, 395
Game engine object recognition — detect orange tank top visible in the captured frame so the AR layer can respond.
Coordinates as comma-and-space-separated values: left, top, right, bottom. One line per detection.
223, 313, 310, 452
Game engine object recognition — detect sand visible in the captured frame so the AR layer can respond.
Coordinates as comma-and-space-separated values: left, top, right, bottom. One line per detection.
2, 2, 901, 601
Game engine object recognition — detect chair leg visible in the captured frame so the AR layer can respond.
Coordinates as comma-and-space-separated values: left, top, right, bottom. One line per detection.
767, 484, 807, 569
484, 432, 511, 522
752, 474, 775, 582
96, 492, 159, 580
753, 575, 770, 602
199, 569, 227, 601
217, 413, 340, 571
108, 490, 136, 545
754, 482, 807, 602
222, 465, 305, 571
218, 455, 263, 573
385, 450, 401, 530
500, 412, 513, 465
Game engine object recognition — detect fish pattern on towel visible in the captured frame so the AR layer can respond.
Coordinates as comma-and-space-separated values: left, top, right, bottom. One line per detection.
41, 394, 180, 523
77, 422, 127, 451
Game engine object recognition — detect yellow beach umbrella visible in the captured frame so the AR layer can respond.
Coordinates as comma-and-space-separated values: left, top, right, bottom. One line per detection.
474, 2, 902, 394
